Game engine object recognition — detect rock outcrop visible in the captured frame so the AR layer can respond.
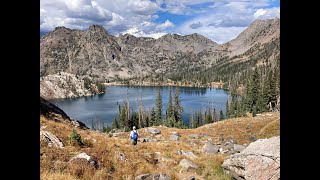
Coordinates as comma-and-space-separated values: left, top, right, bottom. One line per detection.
201, 142, 219, 154
40, 72, 104, 100
222, 136, 280, 180
40, 96, 88, 129
179, 159, 198, 170
40, 130, 64, 148
146, 127, 161, 135
135, 173, 171, 180
69, 152, 99, 168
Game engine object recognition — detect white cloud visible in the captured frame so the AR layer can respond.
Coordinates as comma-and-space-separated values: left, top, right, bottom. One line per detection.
122, 26, 167, 39
40, 0, 279, 44
128, 0, 159, 15
40, 0, 161, 34
254, 7, 280, 19
157, 20, 174, 30
175, 0, 279, 43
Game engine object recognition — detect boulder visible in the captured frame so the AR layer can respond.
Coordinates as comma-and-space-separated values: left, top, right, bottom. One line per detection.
155, 152, 173, 163
222, 136, 280, 180
227, 137, 237, 144
147, 127, 161, 135
170, 134, 180, 141
135, 173, 170, 180
223, 142, 234, 150
180, 150, 198, 160
201, 142, 219, 154
71, 120, 88, 129
233, 144, 246, 153
179, 159, 198, 170
69, 152, 99, 168
143, 153, 158, 165
40, 130, 64, 148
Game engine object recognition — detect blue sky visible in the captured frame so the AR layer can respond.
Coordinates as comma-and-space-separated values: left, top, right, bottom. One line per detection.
40, 0, 280, 44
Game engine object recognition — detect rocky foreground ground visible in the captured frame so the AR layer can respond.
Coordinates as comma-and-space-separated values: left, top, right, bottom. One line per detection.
40, 97, 280, 180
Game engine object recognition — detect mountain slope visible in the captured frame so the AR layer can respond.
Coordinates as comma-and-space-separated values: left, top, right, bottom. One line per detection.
226, 18, 280, 57
40, 97, 280, 179
40, 24, 229, 81
40, 18, 279, 89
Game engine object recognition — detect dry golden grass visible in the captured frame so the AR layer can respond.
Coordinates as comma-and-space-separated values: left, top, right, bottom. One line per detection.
257, 118, 280, 139
40, 111, 280, 180
41, 171, 77, 180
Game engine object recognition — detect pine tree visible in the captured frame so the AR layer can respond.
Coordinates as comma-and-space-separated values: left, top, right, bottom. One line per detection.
247, 67, 261, 115
212, 108, 217, 122
130, 111, 138, 129
226, 100, 230, 119
112, 117, 119, 129
204, 107, 212, 124
173, 87, 183, 124
117, 103, 123, 128
150, 107, 156, 126
155, 88, 163, 125
219, 109, 224, 120
166, 87, 173, 120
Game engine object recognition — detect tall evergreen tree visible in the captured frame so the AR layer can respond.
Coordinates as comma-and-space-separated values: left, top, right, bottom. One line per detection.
212, 108, 217, 122
155, 88, 163, 125
166, 87, 173, 120
112, 117, 119, 129
204, 107, 212, 124
247, 67, 261, 115
150, 107, 156, 126
219, 109, 224, 120
173, 87, 183, 123
226, 100, 230, 119
130, 110, 138, 129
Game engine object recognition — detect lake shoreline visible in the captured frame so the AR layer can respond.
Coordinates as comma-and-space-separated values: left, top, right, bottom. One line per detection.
103, 81, 225, 89
49, 86, 229, 128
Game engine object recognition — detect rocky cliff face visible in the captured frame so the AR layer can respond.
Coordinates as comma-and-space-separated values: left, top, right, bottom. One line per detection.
40, 96, 88, 129
41, 18, 279, 81
40, 72, 103, 100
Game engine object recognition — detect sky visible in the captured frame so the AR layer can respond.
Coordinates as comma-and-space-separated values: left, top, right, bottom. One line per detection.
40, 0, 280, 44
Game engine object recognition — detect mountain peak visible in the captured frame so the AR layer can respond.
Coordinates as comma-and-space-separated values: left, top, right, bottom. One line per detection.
88, 24, 108, 34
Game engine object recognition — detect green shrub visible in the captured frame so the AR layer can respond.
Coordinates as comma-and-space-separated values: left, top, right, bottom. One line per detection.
68, 129, 83, 146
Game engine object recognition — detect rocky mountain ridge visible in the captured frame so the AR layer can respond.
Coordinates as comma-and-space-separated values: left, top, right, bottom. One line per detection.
40, 18, 279, 82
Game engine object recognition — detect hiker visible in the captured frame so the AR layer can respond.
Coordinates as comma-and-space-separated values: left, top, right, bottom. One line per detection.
129, 126, 139, 145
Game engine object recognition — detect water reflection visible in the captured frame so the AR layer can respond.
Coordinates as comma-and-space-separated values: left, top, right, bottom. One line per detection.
49, 86, 228, 127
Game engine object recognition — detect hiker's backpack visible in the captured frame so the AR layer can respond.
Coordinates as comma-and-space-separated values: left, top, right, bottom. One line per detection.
132, 131, 138, 140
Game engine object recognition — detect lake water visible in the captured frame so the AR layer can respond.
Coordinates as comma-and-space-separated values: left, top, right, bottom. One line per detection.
49, 86, 229, 128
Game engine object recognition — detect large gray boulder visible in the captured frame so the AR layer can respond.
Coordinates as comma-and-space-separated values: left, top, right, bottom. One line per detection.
233, 144, 246, 153
135, 173, 170, 180
179, 159, 198, 170
222, 136, 280, 180
147, 127, 161, 135
201, 142, 219, 154
68, 152, 99, 168
40, 130, 64, 148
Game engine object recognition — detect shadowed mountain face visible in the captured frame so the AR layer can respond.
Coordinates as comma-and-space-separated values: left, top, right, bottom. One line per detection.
40, 96, 70, 120
40, 18, 279, 81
